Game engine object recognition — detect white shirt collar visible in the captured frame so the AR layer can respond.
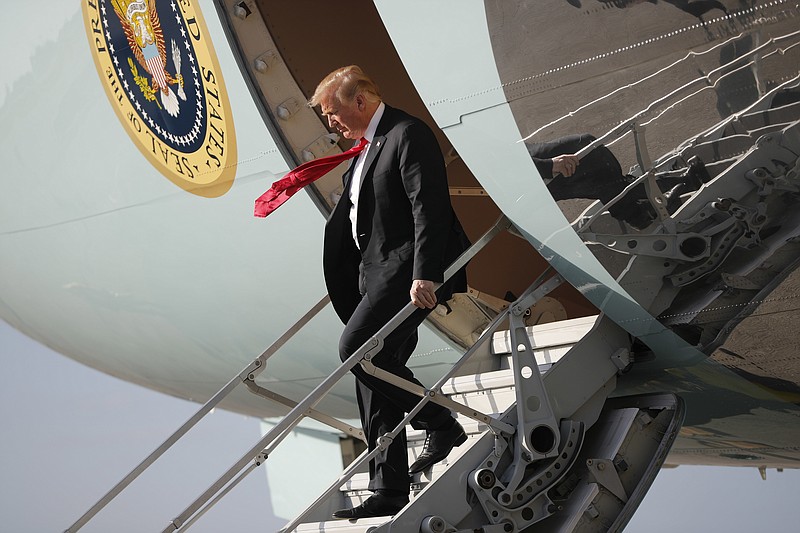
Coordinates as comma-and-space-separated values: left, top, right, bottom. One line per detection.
362, 101, 385, 143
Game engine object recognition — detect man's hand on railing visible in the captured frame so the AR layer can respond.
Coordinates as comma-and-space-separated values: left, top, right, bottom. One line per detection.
551, 154, 580, 177
410, 279, 438, 309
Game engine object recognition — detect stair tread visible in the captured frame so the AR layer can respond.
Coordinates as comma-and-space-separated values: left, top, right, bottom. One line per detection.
441, 367, 516, 394
343, 456, 462, 492
490, 315, 596, 355
295, 516, 389, 532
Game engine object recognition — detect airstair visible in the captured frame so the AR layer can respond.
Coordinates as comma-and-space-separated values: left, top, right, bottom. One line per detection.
63, 213, 684, 533
290, 316, 682, 533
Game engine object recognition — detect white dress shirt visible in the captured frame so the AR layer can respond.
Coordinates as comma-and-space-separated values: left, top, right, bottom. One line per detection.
348, 101, 385, 248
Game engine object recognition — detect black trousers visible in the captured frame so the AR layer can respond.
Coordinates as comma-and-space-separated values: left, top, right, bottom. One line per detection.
338, 289, 454, 493
528, 133, 641, 220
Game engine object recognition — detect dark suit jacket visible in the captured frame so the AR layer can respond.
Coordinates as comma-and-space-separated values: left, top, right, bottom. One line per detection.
323, 105, 469, 324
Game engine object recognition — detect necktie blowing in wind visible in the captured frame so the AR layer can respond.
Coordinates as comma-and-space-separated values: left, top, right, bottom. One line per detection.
254, 138, 369, 218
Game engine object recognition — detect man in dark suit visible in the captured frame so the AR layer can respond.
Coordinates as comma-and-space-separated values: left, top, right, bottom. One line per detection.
309, 65, 470, 519
528, 133, 705, 229
527, 133, 655, 228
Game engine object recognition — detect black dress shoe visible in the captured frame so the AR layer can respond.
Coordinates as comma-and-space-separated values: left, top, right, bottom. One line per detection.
408, 421, 467, 475
332, 493, 408, 520
685, 157, 711, 187
621, 201, 656, 230
622, 185, 686, 230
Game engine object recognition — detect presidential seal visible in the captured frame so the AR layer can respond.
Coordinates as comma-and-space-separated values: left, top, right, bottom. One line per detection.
82, 0, 237, 197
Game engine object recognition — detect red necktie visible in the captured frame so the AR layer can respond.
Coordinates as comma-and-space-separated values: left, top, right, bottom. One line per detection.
254, 137, 369, 218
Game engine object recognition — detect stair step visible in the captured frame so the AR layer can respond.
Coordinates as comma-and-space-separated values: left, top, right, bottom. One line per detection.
342, 433, 477, 494
405, 418, 496, 459
490, 315, 596, 357
295, 516, 389, 533
434, 316, 597, 416
406, 416, 491, 443
441, 367, 516, 395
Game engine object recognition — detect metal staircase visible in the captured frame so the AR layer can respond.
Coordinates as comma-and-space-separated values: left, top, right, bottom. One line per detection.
284, 310, 683, 533
292, 315, 596, 532
63, 212, 684, 533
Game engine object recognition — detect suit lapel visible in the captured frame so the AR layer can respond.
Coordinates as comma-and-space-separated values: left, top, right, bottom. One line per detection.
356, 105, 394, 197
359, 135, 385, 186
341, 160, 356, 194
339, 106, 395, 225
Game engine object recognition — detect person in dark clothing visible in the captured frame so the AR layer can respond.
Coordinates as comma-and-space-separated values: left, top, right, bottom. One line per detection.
311, 65, 471, 520
528, 133, 705, 229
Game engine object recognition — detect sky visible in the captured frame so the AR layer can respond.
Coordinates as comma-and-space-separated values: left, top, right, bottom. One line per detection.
2, 318, 799, 533
0, 320, 283, 533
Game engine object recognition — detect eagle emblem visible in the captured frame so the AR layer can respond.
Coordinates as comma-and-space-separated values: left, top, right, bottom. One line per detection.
84, 0, 237, 196
111, 0, 186, 117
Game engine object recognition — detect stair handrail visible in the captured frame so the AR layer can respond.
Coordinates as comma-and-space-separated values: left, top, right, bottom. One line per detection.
160, 215, 514, 532
63, 294, 331, 533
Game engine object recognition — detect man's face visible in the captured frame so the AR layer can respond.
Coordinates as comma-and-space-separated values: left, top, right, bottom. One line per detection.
320, 93, 368, 140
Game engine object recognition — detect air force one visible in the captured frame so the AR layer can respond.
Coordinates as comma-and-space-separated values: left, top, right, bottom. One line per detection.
2, 0, 799, 530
